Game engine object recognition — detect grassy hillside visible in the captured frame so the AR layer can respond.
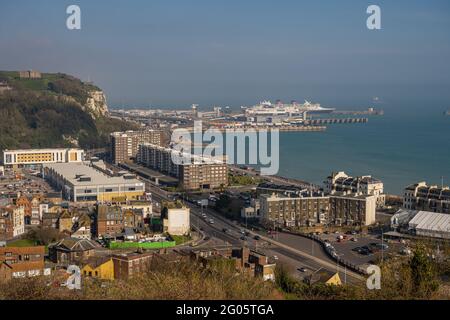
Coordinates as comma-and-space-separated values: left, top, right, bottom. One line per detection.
0, 71, 138, 152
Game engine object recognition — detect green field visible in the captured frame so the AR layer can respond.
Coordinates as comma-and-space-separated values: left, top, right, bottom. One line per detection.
108, 241, 176, 249
6, 239, 38, 247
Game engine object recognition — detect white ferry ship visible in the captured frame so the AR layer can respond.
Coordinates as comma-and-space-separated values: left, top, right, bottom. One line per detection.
243, 100, 335, 123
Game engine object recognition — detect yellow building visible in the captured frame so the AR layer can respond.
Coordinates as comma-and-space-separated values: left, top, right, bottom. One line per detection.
325, 272, 342, 286
305, 271, 343, 286
81, 257, 114, 280
3, 148, 84, 166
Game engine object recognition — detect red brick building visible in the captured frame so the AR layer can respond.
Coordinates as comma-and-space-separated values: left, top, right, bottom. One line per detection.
0, 246, 47, 282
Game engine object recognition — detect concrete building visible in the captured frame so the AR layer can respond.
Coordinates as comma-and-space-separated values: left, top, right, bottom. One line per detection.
260, 192, 376, 227
403, 182, 450, 214
324, 171, 385, 208
110, 130, 162, 164
137, 143, 228, 190
2, 148, 84, 167
162, 202, 190, 236
43, 162, 145, 203
0, 206, 25, 240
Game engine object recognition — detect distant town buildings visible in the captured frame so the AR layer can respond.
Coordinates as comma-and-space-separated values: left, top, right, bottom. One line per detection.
324, 171, 385, 208
403, 182, 450, 214
2, 148, 84, 167
110, 130, 162, 164
43, 161, 145, 202
137, 143, 228, 190
260, 191, 376, 227
162, 202, 190, 236
19, 70, 42, 79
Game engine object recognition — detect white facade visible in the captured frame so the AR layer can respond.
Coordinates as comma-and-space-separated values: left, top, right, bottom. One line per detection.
3, 148, 85, 166
164, 207, 190, 236
325, 171, 385, 208
12, 207, 25, 237
0, 165, 4, 176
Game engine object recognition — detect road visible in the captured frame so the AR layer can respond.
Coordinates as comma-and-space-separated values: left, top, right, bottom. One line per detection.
230, 165, 320, 190
117, 161, 364, 285
147, 183, 364, 284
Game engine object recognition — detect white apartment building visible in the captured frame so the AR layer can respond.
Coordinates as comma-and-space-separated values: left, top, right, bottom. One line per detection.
403, 182, 450, 214
3, 148, 85, 166
324, 171, 385, 208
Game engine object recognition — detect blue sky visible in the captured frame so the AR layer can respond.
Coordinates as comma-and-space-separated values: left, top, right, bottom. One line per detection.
1, 0, 450, 108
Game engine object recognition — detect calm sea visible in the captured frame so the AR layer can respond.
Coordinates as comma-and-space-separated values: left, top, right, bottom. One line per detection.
276, 106, 450, 195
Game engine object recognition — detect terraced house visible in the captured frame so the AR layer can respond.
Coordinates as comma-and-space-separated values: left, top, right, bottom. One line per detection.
403, 182, 450, 214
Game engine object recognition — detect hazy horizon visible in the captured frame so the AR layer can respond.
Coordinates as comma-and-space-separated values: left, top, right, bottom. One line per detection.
1, 0, 450, 109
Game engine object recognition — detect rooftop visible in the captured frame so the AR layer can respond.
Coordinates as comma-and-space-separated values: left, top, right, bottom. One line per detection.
44, 162, 143, 187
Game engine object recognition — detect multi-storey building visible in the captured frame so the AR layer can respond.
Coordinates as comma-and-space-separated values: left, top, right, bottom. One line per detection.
0, 246, 49, 282
260, 193, 330, 227
403, 182, 450, 214
324, 171, 385, 208
260, 192, 376, 227
110, 130, 162, 164
43, 161, 145, 202
2, 148, 84, 167
95, 205, 124, 238
137, 143, 228, 190
0, 206, 25, 240
329, 194, 377, 226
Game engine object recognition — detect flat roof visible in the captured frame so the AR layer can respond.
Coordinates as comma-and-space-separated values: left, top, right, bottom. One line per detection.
44, 162, 143, 187
4, 148, 83, 152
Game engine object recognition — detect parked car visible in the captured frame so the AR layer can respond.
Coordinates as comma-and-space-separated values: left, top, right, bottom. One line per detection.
298, 267, 307, 272
254, 235, 261, 240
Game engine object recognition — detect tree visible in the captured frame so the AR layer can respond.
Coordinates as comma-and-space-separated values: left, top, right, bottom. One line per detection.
409, 244, 440, 298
